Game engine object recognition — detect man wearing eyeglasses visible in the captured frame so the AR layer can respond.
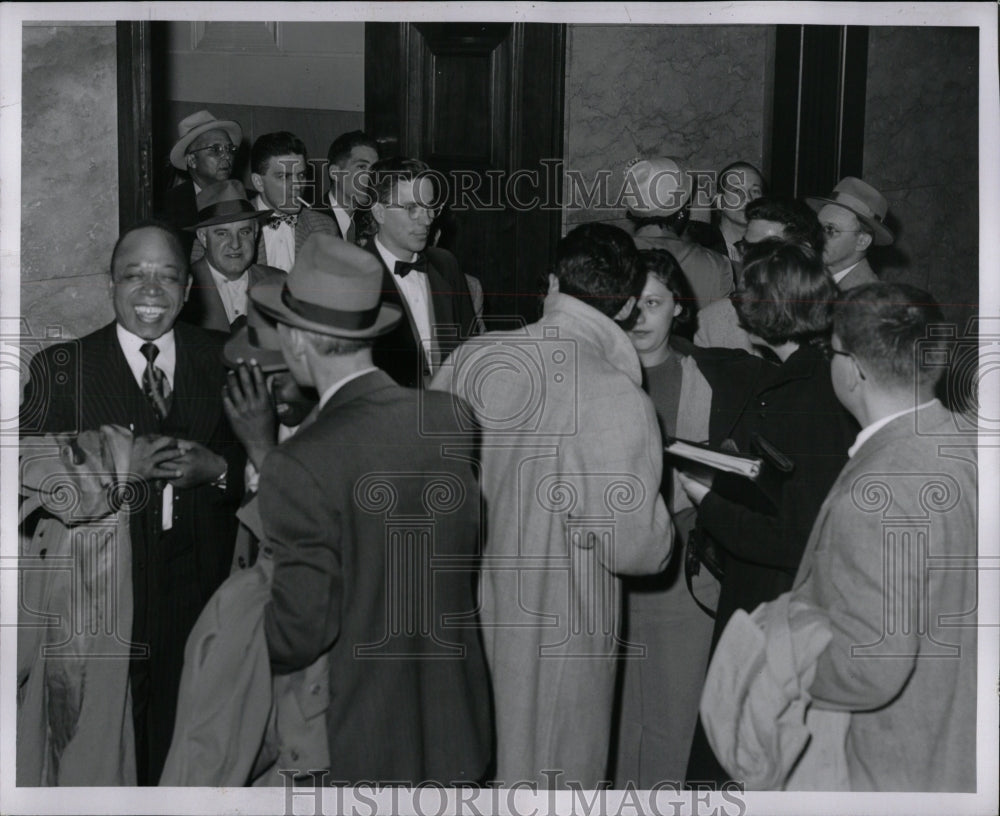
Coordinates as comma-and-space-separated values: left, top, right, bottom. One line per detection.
161, 110, 242, 261
806, 176, 893, 290
361, 157, 478, 388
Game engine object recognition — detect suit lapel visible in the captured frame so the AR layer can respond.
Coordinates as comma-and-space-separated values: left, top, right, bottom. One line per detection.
171, 323, 221, 443
92, 323, 160, 433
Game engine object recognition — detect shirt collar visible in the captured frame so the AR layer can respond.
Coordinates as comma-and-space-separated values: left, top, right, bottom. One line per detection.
208, 261, 248, 287
116, 323, 177, 384
318, 366, 380, 411
832, 260, 861, 284
848, 399, 939, 458
375, 235, 418, 269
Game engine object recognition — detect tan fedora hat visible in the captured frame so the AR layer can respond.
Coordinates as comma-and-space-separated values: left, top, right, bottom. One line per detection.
170, 109, 242, 170
186, 180, 272, 230
806, 176, 894, 245
252, 233, 403, 339
623, 157, 693, 218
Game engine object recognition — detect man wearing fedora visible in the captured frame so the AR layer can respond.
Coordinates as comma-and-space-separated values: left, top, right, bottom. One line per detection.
360, 156, 478, 388
160, 110, 242, 260
250, 131, 337, 273
20, 220, 244, 784
180, 180, 285, 333
252, 233, 492, 783
625, 157, 735, 313
806, 176, 893, 290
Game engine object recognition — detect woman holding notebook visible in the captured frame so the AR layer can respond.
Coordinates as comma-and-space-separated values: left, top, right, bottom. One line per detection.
678, 239, 858, 783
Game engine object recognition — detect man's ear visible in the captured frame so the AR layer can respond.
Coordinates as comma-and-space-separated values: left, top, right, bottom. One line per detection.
614, 296, 637, 321
251, 173, 264, 195
185, 153, 197, 172
183, 274, 193, 303
195, 227, 207, 248
855, 230, 873, 253
372, 201, 387, 227
672, 301, 683, 318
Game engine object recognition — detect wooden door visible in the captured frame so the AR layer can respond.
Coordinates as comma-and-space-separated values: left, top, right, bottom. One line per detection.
366, 23, 565, 328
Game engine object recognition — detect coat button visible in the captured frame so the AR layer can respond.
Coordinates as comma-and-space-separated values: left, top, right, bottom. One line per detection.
310, 683, 321, 695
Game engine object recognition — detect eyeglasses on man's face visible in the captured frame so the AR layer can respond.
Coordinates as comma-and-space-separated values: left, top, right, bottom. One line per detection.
821, 224, 860, 239
187, 143, 237, 159
391, 202, 442, 221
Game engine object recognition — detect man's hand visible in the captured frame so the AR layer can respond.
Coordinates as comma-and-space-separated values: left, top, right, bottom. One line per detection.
222, 360, 277, 470
167, 439, 227, 489
130, 434, 183, 482
677, 468, 714, 507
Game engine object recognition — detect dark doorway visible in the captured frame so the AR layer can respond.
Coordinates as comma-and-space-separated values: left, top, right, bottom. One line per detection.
366, 23, 566, 328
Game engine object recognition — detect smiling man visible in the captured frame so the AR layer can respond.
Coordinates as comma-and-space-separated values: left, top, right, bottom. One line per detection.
361, 157, 477, 388
180, 180, 284, 332
249, 131, 337, 272
20, 221, 244, 784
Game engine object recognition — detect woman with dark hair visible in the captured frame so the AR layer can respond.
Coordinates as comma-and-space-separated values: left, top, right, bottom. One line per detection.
614, 249, 720, 787
680, 239, 858, 783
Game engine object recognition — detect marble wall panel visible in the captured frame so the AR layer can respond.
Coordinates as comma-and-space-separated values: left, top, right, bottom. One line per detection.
563, 24, 772, 228
20, 24, 118, 314
864, 26, 979, 327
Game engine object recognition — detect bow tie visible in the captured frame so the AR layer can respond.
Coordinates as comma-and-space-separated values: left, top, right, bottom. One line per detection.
267, 212, 298, 229
394, 256, 427, 278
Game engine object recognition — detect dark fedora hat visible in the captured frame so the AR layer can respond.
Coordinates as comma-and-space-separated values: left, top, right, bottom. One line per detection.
252, 233, 403, 339
223, 277, 289, 373
186, 180, 272, 230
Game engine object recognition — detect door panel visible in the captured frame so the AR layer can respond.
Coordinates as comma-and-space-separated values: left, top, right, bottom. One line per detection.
366, 22, 565, 327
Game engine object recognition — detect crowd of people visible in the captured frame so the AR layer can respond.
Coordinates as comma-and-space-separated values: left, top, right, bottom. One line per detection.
16, 109, 978, 793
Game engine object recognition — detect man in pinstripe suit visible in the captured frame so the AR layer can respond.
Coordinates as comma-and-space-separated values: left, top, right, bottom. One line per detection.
20, 221, 243, 785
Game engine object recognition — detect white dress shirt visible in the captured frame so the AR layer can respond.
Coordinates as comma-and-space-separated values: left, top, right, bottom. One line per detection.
375, 236, 434, 368
208, 263, 249, 324
258, 195, 296, 273
327, 193, 353, 238
116, 324, 177, 529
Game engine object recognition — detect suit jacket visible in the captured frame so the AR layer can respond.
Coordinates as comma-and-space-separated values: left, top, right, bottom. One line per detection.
790, 401, 977, 791
836, 257, 879, 290
260, 370, 492, 784
158, 179, 199, 258
366, 242, 478, 388
20, 320, 243, 782
691, 344, 858, 639
254, 204, 337, 271
180, 260, 285, 333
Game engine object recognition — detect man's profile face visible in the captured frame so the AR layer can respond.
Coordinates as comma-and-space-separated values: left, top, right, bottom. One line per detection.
718, 167, 764, 226
817, 203, 865, 271
111, 227, 189, 341
253, 154, 306, 214
331, 145, 379, 210
199, 219, 258, 280
186, 128, 235, 187
374, 176, 436, 257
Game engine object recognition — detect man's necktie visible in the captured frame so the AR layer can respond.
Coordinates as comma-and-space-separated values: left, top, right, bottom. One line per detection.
140, 342, 172, 420
267, 211, 298, 229
394, 255, 427, 278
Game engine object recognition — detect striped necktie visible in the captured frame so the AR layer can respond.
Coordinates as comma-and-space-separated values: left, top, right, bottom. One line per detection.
140, 342, 172, 420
